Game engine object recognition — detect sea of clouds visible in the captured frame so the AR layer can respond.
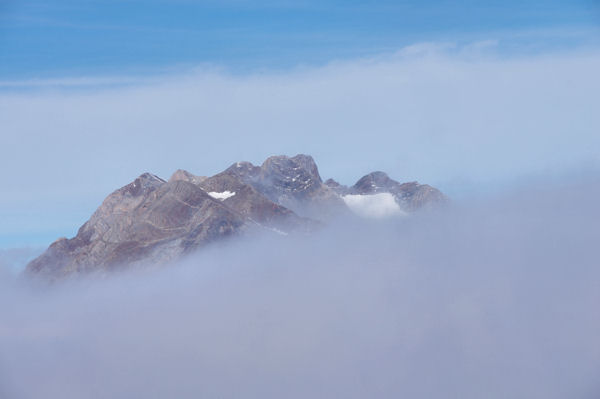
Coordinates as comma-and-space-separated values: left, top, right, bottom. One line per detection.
1, 174, 599, 399
1, 42, 600, 247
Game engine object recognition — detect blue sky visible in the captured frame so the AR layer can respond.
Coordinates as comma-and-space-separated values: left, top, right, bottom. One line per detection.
1, 0, 599, 250
1, 0, 599, 78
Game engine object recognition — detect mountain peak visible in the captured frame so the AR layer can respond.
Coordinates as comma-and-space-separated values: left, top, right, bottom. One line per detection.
352, 171, 393, 194
260, 154, 322, 184
224, 161, 260, 179
26, 154, 446, 279
124, 173, 166, 197
350, 171, 446, 211
169, 169, 207, 185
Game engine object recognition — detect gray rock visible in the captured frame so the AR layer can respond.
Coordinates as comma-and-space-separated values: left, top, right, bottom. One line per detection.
351, 171, 447, 211
168, 169, 207, 185
225, 154, 348, 220
26, 172, 312, 279
26, 155, 447, 279
324, 178, 350, 196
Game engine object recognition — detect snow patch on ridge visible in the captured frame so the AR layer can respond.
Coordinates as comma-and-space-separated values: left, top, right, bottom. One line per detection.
342, 193, 406, 219
208, 191, 236, 201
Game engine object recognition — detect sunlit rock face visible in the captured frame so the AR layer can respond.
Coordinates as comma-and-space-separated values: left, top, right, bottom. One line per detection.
27, 154, 446, 278
27, 175, 248, 278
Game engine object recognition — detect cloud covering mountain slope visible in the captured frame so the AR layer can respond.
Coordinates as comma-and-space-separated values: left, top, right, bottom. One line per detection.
2, 174, 599, 398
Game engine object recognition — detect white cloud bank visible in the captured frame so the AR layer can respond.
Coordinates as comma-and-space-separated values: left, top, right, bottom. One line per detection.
0, 42, 599, 245
1, 176, 599, 398
342, 193, 406, 218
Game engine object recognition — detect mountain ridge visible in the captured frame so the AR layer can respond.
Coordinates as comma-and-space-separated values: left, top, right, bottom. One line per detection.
26, 154, 447, 279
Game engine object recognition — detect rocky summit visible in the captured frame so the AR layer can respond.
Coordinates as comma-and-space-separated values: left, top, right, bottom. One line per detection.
26, 155, 447, 278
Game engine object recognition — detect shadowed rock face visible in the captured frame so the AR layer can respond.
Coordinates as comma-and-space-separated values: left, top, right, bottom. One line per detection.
198, 169, 316, 233
224, 154, 347, 220
324, 178, 350, 196
27, 155, 447, 278
351, 171, 447, 211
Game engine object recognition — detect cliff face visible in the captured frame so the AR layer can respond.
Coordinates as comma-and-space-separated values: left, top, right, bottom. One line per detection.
27, 155, 447, 278
224, 154, 347, 220
27, 174, 245, 278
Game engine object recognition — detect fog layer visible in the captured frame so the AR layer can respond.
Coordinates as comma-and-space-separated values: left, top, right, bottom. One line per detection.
2, 45, 600, 247
1, 176, 599, 398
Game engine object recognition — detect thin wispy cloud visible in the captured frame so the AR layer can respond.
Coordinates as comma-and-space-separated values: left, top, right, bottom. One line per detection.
2, 0, 597, 78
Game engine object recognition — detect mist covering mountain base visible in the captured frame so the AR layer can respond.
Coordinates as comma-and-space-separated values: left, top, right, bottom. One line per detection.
26, 154, 445, 278
2, 175, 599, 398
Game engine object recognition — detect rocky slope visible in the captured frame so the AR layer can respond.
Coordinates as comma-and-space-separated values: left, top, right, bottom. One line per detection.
224, 154, 348, 220
343, 171, 446, 212
27, 154, 446, 278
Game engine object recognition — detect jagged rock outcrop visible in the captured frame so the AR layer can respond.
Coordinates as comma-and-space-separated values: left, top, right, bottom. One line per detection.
27, 172, 313, 279
198, 169, 314, 231
350, 171, 446, 211
324, 178, 350, 196
224, 154, 347, 220
169, 169, 207, 185
26, 155, 447, 278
